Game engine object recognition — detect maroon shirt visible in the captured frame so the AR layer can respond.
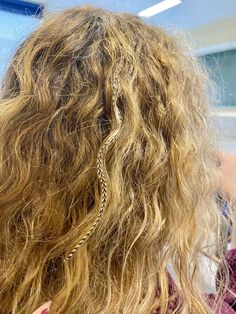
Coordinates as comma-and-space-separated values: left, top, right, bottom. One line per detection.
210, 249, 236, 313
155, 249, 236, 313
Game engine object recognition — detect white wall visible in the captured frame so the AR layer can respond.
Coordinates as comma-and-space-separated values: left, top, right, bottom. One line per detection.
0, 10, 40, 79
213, 108, 236, 153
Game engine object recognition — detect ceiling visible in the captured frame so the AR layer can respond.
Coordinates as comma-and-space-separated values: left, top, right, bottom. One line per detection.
1, 0, 236, 63
41, 0, 236, 53
44, 0, 236, 31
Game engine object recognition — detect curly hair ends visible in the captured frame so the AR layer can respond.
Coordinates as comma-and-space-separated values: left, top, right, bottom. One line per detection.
0, 5, 228, 314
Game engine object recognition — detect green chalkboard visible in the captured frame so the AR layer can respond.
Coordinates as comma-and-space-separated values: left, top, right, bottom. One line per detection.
202, 49, 236, 107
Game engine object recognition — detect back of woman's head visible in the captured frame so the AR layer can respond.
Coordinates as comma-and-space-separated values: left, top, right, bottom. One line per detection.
0, 5, 224, 314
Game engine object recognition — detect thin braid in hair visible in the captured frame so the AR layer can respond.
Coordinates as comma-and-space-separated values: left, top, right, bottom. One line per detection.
64, 62, 123, 261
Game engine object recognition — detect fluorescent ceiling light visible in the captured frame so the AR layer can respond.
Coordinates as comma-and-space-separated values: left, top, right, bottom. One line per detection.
138, 0, 182, 18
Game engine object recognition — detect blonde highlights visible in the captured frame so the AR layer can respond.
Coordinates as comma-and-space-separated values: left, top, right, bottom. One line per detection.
0, 6, 227, 313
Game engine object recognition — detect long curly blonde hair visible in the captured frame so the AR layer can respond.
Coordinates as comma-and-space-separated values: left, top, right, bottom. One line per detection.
0, 6, 227, 314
